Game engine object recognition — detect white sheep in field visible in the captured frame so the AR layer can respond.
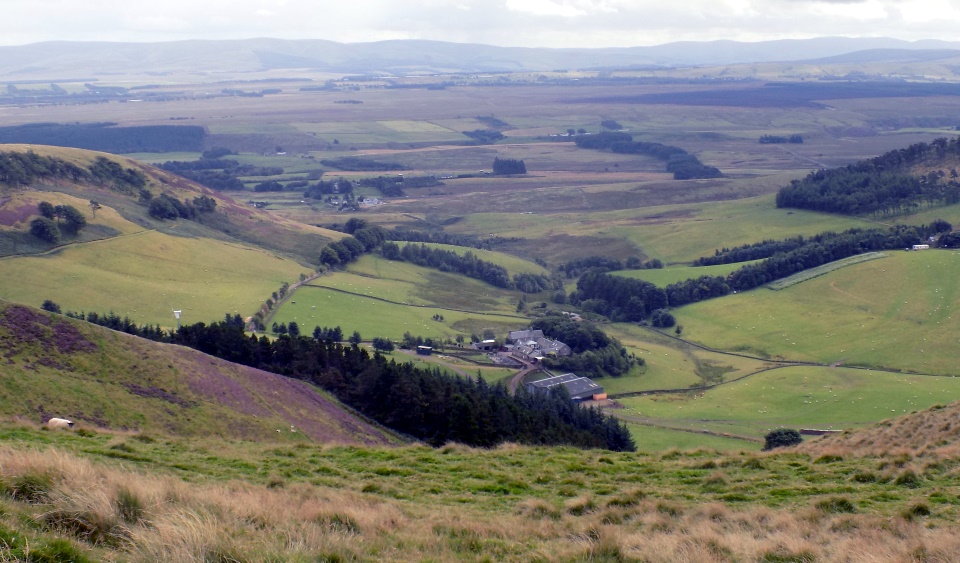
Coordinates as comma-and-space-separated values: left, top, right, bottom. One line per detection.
46, 418, 74, 429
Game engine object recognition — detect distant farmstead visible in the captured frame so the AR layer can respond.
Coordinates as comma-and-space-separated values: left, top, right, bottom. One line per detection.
525, 373, 604, 402
508, 329, 571, 362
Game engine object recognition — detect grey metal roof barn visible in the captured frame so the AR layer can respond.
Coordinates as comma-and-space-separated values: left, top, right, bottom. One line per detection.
525, 373, 604, 401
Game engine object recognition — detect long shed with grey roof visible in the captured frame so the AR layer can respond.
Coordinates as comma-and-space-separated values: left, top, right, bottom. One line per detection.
525, 373, 604, 402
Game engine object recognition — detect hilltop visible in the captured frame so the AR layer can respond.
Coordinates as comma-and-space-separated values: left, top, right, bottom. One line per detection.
0, 300, 397, 445
799, 400, 960, 456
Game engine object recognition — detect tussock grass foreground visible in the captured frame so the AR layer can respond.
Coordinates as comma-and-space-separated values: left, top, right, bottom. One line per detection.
2, 429, 960, 561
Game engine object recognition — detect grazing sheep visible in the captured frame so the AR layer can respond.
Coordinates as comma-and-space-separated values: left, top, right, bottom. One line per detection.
46, 418, 74, 429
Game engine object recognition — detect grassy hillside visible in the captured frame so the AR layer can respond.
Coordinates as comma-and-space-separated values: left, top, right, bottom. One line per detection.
1, 415, 959, 560
0, 300, 398, 446
0, 145, 352, 326
0, 144, 342, 265
0, 231, 309, 328
675, 249, 960, 374
271, 254, 529, 340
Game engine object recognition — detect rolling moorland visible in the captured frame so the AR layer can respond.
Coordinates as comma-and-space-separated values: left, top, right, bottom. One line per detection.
4, 40, 960, 558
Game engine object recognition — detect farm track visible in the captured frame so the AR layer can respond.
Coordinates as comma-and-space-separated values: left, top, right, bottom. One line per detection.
609, 325, 956, 401
0, 228, 154, 261
395, 348, 471, 378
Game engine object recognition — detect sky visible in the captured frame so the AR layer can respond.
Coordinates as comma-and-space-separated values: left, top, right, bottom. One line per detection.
3, 0, 960, 48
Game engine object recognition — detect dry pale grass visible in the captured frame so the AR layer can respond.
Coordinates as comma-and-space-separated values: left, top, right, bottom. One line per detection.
799, 400, 960, 457
1, 445, 960, 560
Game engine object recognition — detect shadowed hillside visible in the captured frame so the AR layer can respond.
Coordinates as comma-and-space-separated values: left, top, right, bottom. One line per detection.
0, 300, 399, 445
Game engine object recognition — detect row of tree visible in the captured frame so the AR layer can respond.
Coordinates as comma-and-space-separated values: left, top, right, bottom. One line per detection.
568, 221, 952, 322
776, 136, 960, 216
147, 193, 217, 220
319, 157, 407, 172
573, 132, 721, 180
0, 151, 146, 195
159, 158, 285, 191
60, 310, 634, 451
318, 226, 388, 268
380, 242, 558, 293
759, 134, 803, 144
557, 255, 660, 278
697, 219, 951, 266
724, 223, 950, 290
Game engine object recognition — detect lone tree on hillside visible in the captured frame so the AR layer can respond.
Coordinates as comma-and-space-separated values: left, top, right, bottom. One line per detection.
763, 428, 803, 451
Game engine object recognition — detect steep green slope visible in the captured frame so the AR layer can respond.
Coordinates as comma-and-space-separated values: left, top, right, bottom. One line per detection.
0, 301, 399, 445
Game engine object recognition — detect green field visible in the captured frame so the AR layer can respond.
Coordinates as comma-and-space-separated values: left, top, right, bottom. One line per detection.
626, 423, 761, 452
675, 250, 960, 374
767, 252, 887, 290
614, 262, 752, 286
618, 365, 960, 439
0, 231, 308, 328
272, 256, 528, 339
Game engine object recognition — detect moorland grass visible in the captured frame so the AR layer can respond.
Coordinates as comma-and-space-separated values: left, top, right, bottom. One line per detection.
0, 426, 959, 560
444, 194, 874, 264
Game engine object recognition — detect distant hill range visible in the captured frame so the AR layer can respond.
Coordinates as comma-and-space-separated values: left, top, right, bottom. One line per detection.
1, 37, 960, 80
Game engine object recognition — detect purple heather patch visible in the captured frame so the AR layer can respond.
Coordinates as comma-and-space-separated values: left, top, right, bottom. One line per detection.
52, 322, 97, 354
125, 383, 196, 408
0, 202, 36, 226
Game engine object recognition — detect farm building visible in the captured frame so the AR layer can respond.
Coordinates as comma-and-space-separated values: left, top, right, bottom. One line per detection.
473, 339, 499, 352
525, 373, 605, 402
508, 329, 571, 361
416, 346, 433, 356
